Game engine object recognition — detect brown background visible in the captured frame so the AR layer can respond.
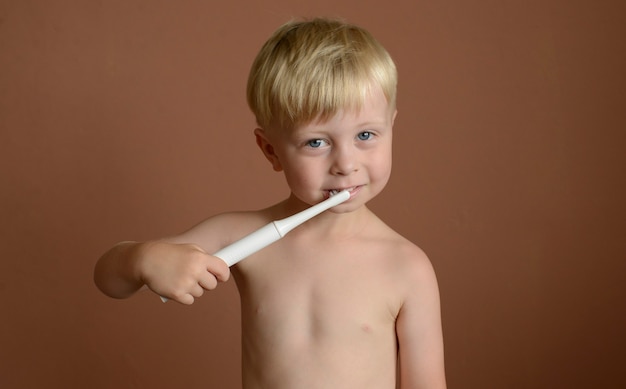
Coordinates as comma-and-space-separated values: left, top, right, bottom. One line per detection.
1, 0, 624, 388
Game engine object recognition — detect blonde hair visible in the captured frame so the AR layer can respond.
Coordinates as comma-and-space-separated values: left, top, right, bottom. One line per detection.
247, 18, 397, 130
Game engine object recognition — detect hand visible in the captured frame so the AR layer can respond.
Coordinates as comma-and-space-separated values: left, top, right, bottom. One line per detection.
137, 242, 230, 305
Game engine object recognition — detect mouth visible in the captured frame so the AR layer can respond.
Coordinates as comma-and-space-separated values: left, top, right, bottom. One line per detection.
325, 186, 360, 198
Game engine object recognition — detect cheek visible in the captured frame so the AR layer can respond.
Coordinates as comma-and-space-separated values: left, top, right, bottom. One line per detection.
282, 157, 322, 188
375, 160, 392, 188
369, 149, 393, 183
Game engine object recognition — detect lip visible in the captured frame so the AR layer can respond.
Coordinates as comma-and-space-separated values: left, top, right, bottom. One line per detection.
324, 185, 362, 199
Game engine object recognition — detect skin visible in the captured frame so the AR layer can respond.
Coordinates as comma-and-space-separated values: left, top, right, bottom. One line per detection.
94, 86, 446, 388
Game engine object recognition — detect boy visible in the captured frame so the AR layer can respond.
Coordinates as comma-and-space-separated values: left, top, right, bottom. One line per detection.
94, 18, 446, 388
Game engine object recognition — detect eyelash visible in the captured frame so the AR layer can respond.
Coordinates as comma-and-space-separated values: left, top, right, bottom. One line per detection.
306, 139, 327, 148
357, 131, 373, 141
305, 132, 374, 148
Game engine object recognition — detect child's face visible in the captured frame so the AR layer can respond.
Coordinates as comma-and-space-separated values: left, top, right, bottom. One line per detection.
256, 86, 396, 211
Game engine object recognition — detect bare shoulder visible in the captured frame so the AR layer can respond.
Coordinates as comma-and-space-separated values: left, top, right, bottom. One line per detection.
371, 217, 436, 283
395, 238, 436, 284
165, 207, 274, 253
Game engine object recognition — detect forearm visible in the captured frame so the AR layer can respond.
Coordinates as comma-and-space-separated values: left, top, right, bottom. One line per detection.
94, 241, 147, 299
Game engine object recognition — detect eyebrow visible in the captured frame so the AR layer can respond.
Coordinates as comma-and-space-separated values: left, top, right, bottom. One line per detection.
352, 117, 391, 129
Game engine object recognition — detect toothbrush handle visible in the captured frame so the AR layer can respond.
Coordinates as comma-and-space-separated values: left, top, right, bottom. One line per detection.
159, 222, 281, 302
212, 222, 282, 266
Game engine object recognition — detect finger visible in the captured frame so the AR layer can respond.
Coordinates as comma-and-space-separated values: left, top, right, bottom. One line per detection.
209, 258, 231, 282
190, 284, 205, 298
177, 293, 195, 305
198, 273, 218, 291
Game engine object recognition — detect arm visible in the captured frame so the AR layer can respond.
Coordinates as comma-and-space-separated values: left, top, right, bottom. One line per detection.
396, 250, 446, 389
94, 239, 230, 305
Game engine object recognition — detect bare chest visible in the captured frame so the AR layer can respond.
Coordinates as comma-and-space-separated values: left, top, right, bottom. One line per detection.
241, 241, 400, 328
234, 241, 403, 387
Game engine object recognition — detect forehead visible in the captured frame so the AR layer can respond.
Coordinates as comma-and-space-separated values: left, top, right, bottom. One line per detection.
297, 85, 394, 132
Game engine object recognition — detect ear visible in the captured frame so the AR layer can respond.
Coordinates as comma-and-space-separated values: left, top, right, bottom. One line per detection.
391, 109, 398, 126
254, 128, 283, 172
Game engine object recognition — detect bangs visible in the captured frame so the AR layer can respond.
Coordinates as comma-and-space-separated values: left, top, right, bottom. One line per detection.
272, 49, 395, 127
247, 19, 397, 130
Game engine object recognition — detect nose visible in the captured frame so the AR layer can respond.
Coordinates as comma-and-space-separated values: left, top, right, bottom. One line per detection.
330, 144, 358, 176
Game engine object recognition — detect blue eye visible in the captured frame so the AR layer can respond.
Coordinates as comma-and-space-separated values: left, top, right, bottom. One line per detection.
307, 139, 325, 148
357, 131, 372, 140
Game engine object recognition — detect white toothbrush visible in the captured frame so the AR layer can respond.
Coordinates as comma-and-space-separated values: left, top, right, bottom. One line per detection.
160, 189, 350, 302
